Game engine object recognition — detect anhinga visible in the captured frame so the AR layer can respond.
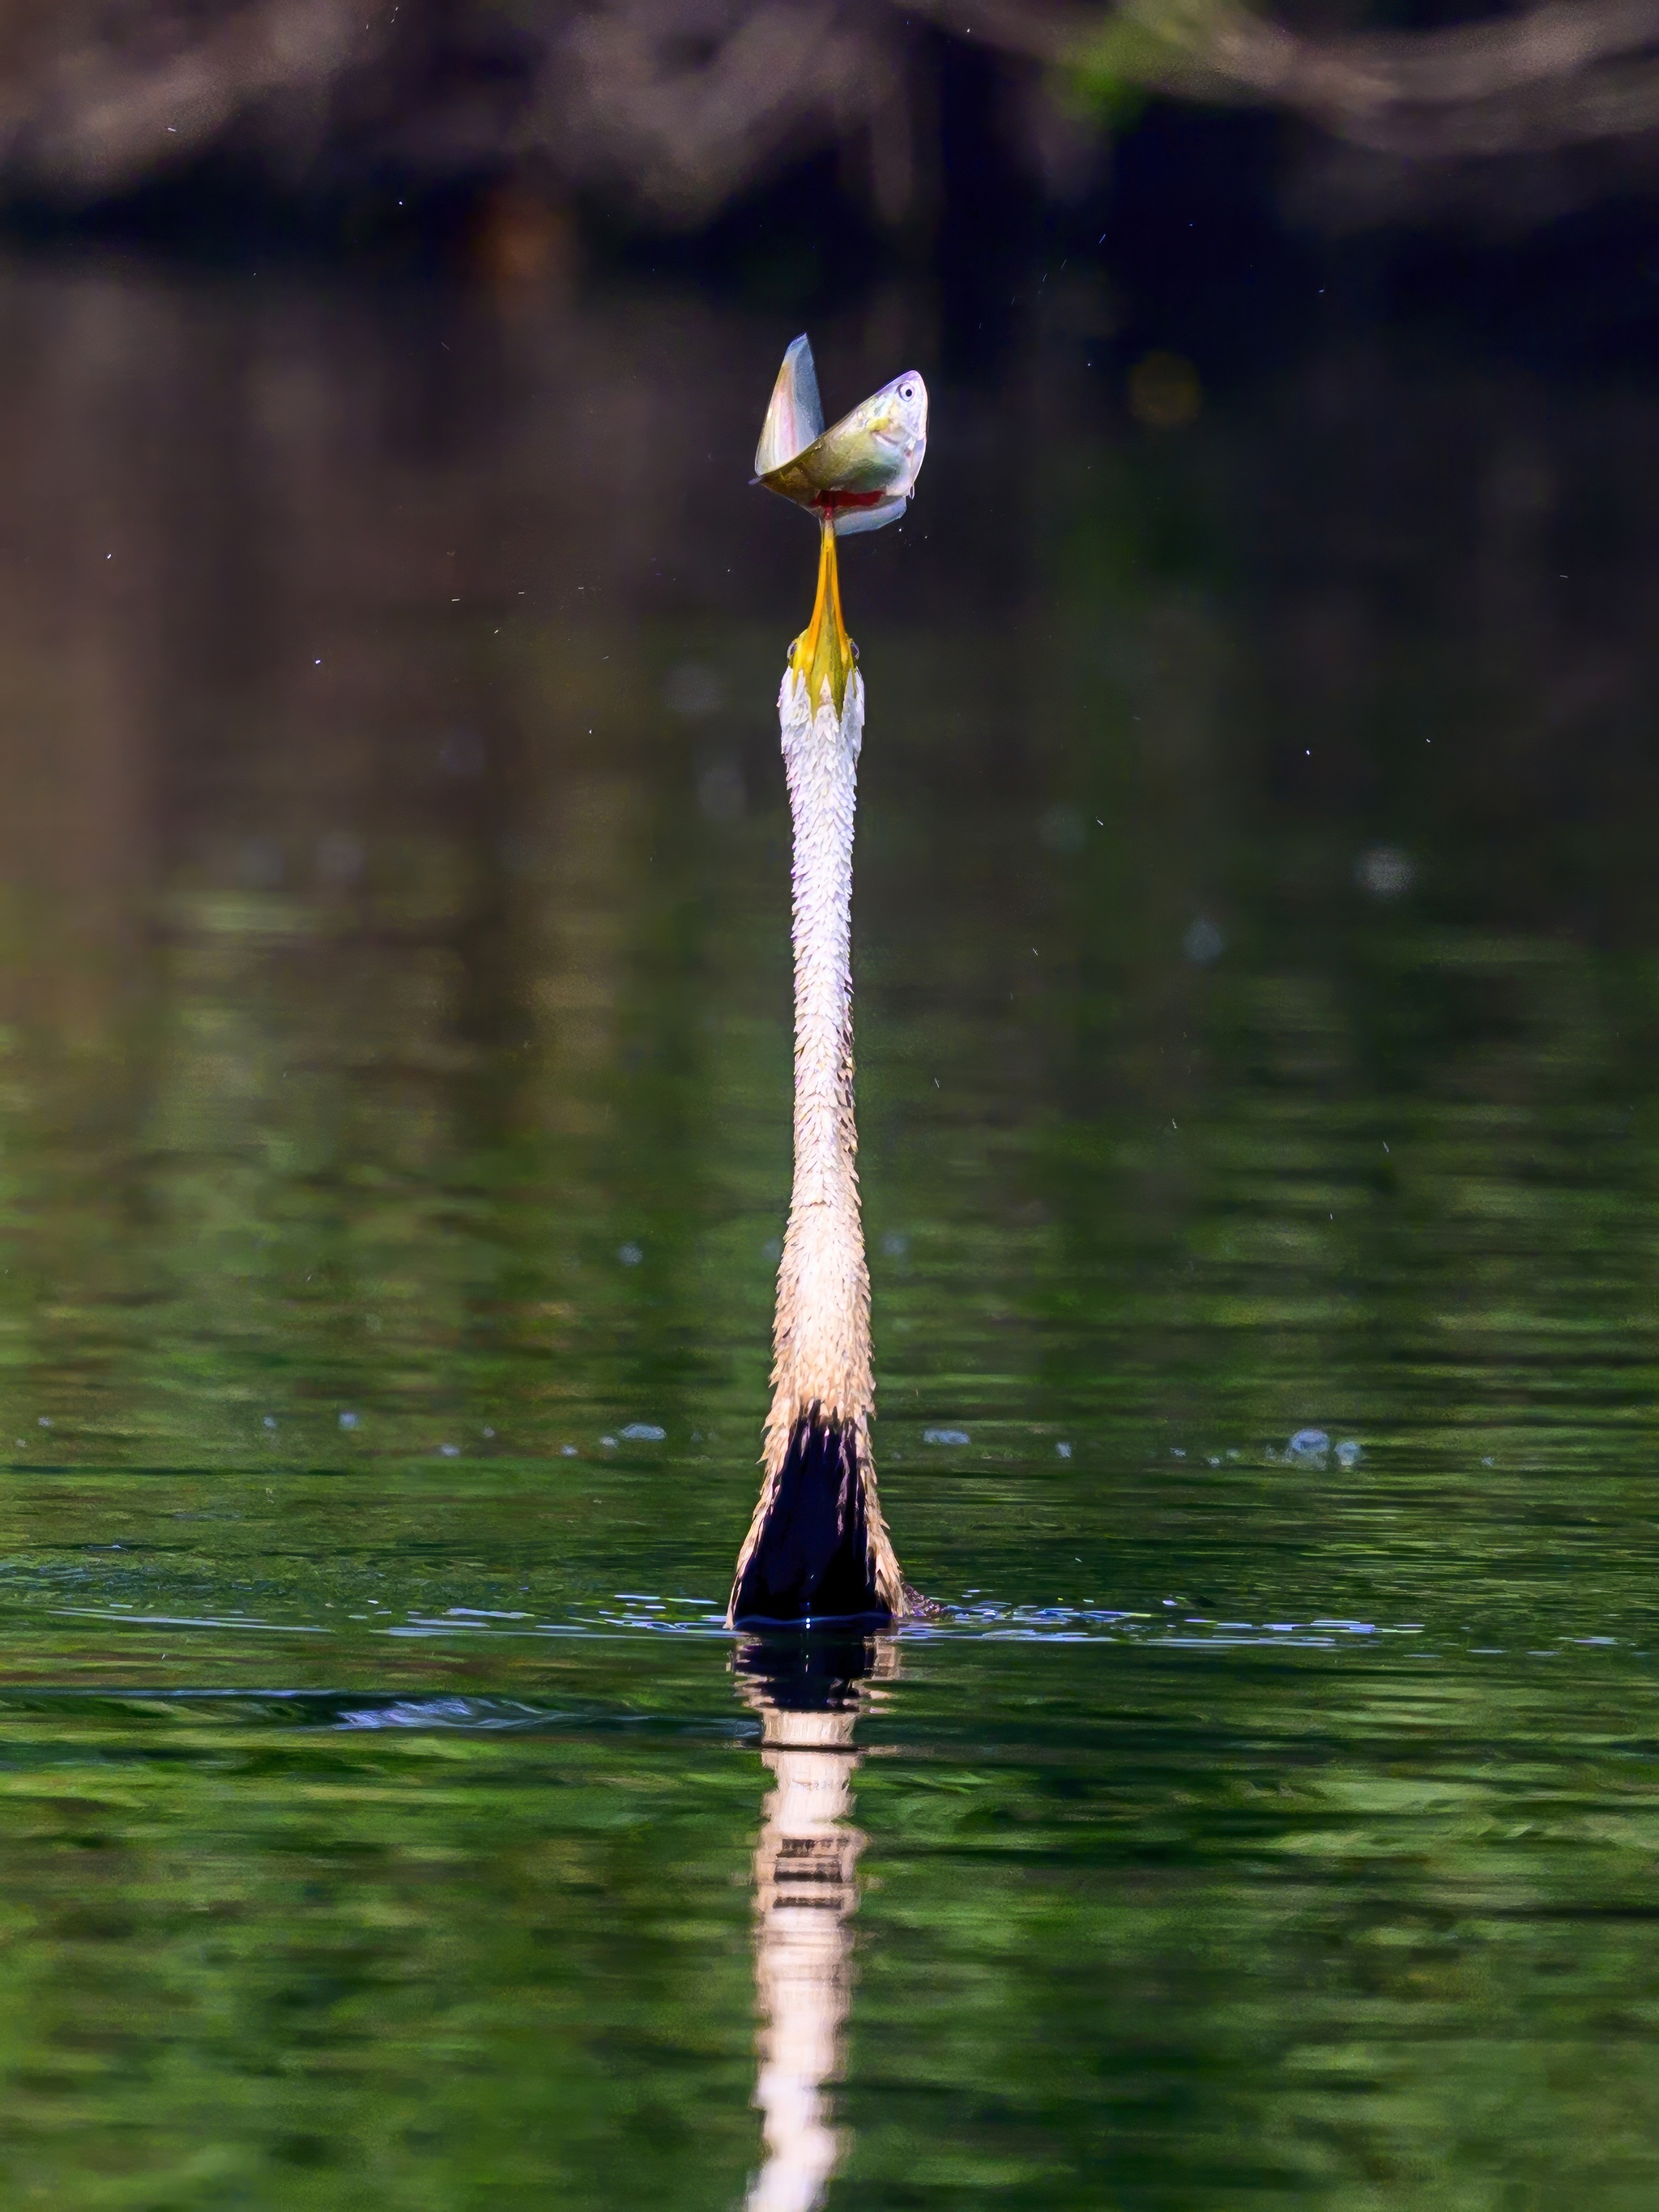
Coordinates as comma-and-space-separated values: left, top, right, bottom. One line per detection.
728, 337, 928, 1627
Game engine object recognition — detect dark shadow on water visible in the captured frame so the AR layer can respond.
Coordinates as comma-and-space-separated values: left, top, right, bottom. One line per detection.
732, 1626, 889, 1713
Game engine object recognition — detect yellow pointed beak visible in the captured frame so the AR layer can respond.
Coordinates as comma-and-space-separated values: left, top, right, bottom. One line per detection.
789, 516, 854, 717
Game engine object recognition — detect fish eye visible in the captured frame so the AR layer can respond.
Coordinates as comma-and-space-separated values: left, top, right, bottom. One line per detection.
900, 383, 914, 399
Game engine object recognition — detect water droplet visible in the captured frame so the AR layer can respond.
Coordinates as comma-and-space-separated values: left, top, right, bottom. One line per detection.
1356, 846, 1414, 899
1183, 914, 1225, 965
620, 1423, 666, 1442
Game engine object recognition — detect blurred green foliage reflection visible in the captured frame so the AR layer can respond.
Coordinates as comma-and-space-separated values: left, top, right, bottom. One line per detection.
0, 257, 1648, 2205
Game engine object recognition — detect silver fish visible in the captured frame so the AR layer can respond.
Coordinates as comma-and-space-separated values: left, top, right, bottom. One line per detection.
753, 335, 928, 537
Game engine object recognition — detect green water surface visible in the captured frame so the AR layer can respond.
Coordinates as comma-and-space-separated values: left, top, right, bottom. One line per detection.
0, 254, 1648, 2206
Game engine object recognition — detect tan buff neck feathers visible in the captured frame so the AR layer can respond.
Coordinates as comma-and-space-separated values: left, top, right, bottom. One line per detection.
728, 532, 906, 1620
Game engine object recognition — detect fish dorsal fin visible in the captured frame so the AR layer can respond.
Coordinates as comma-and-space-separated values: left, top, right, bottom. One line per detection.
754, 335, 824, 478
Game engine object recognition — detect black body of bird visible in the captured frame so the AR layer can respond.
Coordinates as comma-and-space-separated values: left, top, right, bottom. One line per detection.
729, 1414, 886, 1623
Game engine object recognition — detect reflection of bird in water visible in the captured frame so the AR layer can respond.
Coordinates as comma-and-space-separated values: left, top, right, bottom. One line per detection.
735, 1633, 893, 2212
730, 336, 930, 1627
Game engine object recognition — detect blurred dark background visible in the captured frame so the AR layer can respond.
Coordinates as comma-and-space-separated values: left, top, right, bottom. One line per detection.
0, 28, 1657, 2210
13, 1, 1659, 339
0, 0, 1656, 1464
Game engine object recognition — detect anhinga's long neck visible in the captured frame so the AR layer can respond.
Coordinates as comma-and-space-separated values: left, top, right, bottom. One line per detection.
774, 597, 867, 1434
728, 522, 906, 1624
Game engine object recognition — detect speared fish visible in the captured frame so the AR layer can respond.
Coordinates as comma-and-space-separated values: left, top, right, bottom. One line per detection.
754, 335, 928, 712
753, 335, 928, 536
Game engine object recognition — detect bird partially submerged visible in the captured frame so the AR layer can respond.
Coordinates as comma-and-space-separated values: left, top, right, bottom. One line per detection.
730, 336, 930, 1629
